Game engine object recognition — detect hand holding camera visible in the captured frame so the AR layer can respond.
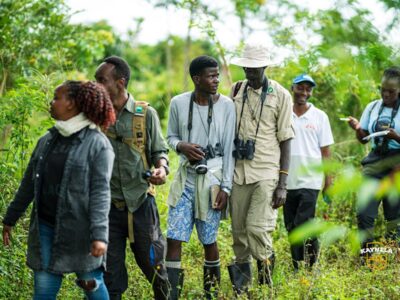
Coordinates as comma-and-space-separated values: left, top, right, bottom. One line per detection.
178, 142, 223, 174
177, 142, 205, 162
190, 144, 217, 174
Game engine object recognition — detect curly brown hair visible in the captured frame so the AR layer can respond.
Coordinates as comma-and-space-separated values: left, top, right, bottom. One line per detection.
63, 80, 116, 129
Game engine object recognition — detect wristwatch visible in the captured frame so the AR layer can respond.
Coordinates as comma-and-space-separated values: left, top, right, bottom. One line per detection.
161, 165, 170, 176
221, 187, 231, 196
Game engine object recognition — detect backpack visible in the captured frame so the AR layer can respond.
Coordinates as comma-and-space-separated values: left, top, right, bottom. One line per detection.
105, 101, 155, 195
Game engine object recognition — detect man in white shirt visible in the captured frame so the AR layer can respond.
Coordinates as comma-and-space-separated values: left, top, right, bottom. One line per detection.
285, 74, 334, 271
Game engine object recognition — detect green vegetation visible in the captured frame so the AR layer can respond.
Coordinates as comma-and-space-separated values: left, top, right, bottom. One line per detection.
1, 0, 400, 298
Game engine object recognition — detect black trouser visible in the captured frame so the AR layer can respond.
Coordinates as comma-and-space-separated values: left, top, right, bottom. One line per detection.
357, 195, 400, 248
284, 189, 319, 264
104, 195, 169, 299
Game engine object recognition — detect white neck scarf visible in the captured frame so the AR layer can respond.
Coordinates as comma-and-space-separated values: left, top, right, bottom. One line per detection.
54, 113, 98, 137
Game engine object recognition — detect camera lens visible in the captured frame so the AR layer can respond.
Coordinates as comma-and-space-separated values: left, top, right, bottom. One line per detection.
246, 140, 255, 160
233, 138, 245, 160
195, 158, 208, 174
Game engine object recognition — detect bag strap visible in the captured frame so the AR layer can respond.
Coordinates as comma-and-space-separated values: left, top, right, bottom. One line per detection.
104, 101, 149, 165
131, 101, 156, 195
104, 101, 155, 195
132, 101, 156, 195
132, 101, 149, 170
232, 81, 243, 99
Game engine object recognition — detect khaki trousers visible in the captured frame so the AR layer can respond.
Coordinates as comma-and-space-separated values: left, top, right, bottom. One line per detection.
230, 180, 278, 262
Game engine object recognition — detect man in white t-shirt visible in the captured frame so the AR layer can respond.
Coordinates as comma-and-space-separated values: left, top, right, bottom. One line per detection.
284, 74, 334, 271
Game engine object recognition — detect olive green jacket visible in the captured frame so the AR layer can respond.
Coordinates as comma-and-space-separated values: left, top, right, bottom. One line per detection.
107, 95, 168, 212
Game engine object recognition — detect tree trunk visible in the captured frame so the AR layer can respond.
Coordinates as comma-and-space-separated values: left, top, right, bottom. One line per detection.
0, 68, 8, 96
0, 125, 12, 156
166, 35, 172, 101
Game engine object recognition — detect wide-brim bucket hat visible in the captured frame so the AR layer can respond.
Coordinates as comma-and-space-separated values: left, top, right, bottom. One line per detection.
230, 43, 279, 68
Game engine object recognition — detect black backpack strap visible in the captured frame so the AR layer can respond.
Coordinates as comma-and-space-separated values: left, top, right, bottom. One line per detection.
233, 81, 243, 98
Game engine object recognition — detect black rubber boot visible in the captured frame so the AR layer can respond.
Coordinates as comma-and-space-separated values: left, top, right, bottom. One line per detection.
227, 262, 252, 296
257, 253, 275, 286
167, 267, 184, 300
305, 239, 319, 269
204, 265, 221, 299
290, 243, 303, 272
292, 259, 300, 272
109, 294, 122, 300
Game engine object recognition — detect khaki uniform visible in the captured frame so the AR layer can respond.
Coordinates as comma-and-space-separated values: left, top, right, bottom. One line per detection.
230, 79, 294, 262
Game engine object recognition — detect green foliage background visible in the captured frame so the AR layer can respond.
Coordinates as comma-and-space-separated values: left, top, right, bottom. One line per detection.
1, 0, 400, 298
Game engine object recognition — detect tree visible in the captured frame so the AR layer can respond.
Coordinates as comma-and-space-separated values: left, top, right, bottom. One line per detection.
0, 1, 117, 158
231, 0, 267, 42
0, 0, 116, 95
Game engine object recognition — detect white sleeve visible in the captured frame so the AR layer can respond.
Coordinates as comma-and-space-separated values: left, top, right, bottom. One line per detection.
360, 100, 380, 131
318, 112, 334, 147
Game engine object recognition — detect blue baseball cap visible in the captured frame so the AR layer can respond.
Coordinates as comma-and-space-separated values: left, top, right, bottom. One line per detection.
292, 74, 316, 87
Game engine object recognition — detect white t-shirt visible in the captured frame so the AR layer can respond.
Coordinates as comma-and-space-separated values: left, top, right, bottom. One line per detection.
287, 103, 334, 190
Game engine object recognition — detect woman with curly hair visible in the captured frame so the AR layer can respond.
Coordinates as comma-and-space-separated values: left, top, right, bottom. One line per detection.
2, 81, 116, 299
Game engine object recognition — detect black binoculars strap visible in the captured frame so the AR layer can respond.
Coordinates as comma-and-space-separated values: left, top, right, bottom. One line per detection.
188, 92, 213, 143
236, 78, 269, 143
374, 99, 400, 130
373, 98, 400, 149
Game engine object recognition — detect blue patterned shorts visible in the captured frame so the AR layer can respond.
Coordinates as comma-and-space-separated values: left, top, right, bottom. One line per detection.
167, 186, 221, 245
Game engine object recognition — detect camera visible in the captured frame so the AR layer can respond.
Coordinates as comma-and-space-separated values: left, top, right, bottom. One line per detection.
373, 121, 390, 155
190, 144, 217, 174
233, 138, 255, 160
373, 137, 389, 155
142, 170, 152, 180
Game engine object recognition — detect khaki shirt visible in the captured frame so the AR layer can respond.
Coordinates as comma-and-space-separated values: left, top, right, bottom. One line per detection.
230, 79, 294, 185
106, 95, 168, 212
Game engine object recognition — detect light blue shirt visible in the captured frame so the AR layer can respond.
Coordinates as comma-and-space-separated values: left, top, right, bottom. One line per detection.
167, 92, 236, 190
360, 99, 400, 150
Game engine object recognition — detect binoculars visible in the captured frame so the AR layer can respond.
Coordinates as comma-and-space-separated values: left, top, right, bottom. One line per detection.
233, 138, 255, 160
